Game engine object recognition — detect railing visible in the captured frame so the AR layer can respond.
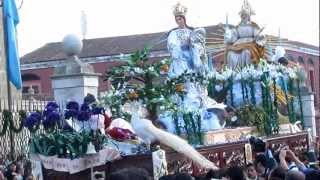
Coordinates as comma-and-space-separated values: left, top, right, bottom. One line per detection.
0, 99, 48, 160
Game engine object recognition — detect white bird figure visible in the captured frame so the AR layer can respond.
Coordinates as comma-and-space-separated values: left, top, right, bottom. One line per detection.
130, 101, 218, 170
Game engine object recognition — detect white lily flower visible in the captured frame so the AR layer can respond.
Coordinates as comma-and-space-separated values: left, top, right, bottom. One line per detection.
215, 73, 225, 81
134, 67, 144, 73
269, 70, 279, 79
221, 67, 233, 80
148, 66, 155, 71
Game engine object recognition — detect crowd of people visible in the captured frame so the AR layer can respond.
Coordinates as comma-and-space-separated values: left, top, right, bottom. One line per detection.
0, 155, 34, 180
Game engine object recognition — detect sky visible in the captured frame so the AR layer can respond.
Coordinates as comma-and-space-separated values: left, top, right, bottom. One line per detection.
17, 0, 319, 56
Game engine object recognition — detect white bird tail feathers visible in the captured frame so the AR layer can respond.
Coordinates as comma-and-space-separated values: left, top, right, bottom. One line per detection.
145, 123, 218, 170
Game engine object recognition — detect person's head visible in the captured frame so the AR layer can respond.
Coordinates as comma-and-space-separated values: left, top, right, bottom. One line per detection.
254, 154, 267, 175
175, 15, 186, 28
9, 163, 17, 172
246, 163, 257, 179
203, 169, 222, 179
249, 136, 266, 153
16, 163, 24, 175
172, 3, 187, 29
160, 173, 194, 180
25, 174, 35, 180
285, 170, 305, 180
225, 166, 245, 180
109, 167, 151, 180
174, 173, 194, 180
268, 167, 286, 180
94, 172, 104, 180
240, 12, 250, 23
305, 170, 320, 180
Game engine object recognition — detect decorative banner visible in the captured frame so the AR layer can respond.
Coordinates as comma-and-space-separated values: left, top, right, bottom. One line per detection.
152, 148, 168, 180
31, 159, 43, 180
244, 143, 253, 163
32, 147, 121, 174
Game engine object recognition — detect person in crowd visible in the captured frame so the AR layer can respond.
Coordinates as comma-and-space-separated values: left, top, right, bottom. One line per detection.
268, 166, 286, 180
305, 169, 320, 180
0, 170, 5, 180
285, 170, 305, 180
109, 167, 151, 180
298, 152, 310, 167
254, 154, 269, 178
5, 162, 17, 180
23, 160, 33, 180
250, 137, 277, 171
13, 163, 23, 180
223, 166, 245, 180
278, 148, 306, 172
160, 173, 194, 180
25, 175, 36, 180
246, 163, 258, 180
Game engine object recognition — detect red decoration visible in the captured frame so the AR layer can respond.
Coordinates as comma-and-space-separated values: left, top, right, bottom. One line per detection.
104, 114, 112, 129
107, 127, 137, 141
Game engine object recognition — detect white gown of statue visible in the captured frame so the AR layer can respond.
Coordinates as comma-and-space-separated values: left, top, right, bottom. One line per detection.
225, 22, 265, 69
160, 27, 226, 133
167, 28, 193, 78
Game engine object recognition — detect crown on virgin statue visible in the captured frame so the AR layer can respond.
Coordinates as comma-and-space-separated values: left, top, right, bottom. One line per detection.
239, 0, 256, 16
173, 2, 187, 17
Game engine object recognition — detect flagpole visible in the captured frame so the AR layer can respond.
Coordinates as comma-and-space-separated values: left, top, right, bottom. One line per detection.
1, 0, 15, 161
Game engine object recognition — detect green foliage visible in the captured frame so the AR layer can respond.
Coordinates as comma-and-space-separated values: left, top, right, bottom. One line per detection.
30, 130, 108, 158
234, 104, 268, 135
0, 110, 25, 136
104, 48, 173, 119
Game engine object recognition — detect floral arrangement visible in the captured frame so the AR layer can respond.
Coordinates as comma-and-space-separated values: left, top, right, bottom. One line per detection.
24, 102, 60, 132
23, 95, 112, 158
104, 47, 304, 137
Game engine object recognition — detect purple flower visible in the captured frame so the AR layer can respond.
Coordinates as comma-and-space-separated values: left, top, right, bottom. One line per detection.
64, 109, 78, 119
65, 101, 79, 119
76, 103, 92, 121
66, 101, 79, 111
24, 112, 41, 129
46, 102, 59, 110
92, 106, 104, 115
80, 103, 90, 111
47, 111, 60, 122
84, 94, 96, 104
42, 111, 60, 129
44, 102, 59, 117
77, 111, 90, 121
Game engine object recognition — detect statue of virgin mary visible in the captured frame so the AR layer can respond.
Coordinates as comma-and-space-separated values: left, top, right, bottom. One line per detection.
160, 3, 226, 133
167, 3, 208, 78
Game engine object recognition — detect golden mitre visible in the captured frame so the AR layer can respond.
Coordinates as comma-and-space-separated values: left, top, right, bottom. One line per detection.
173, 2, 187, 17
239, 0, 256, 16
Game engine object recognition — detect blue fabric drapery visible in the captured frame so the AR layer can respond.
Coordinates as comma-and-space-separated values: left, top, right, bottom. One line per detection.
3, 0, 22, 89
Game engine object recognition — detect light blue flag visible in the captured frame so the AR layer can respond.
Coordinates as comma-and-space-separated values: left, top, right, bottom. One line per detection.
3, 0, 22, 89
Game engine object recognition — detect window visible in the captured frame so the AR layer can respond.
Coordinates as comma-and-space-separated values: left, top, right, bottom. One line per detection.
32, 86, 40, 94
22, 86, 30, 94
298, 56, 304, 64
22, 73, 40, 81
22, 85, 40, 94
287, 55, 294, 61
309, 70, 315, 92
307, 58, 314, 65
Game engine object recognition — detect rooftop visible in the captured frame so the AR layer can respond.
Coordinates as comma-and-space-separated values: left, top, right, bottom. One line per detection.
21, 25, 319, 65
